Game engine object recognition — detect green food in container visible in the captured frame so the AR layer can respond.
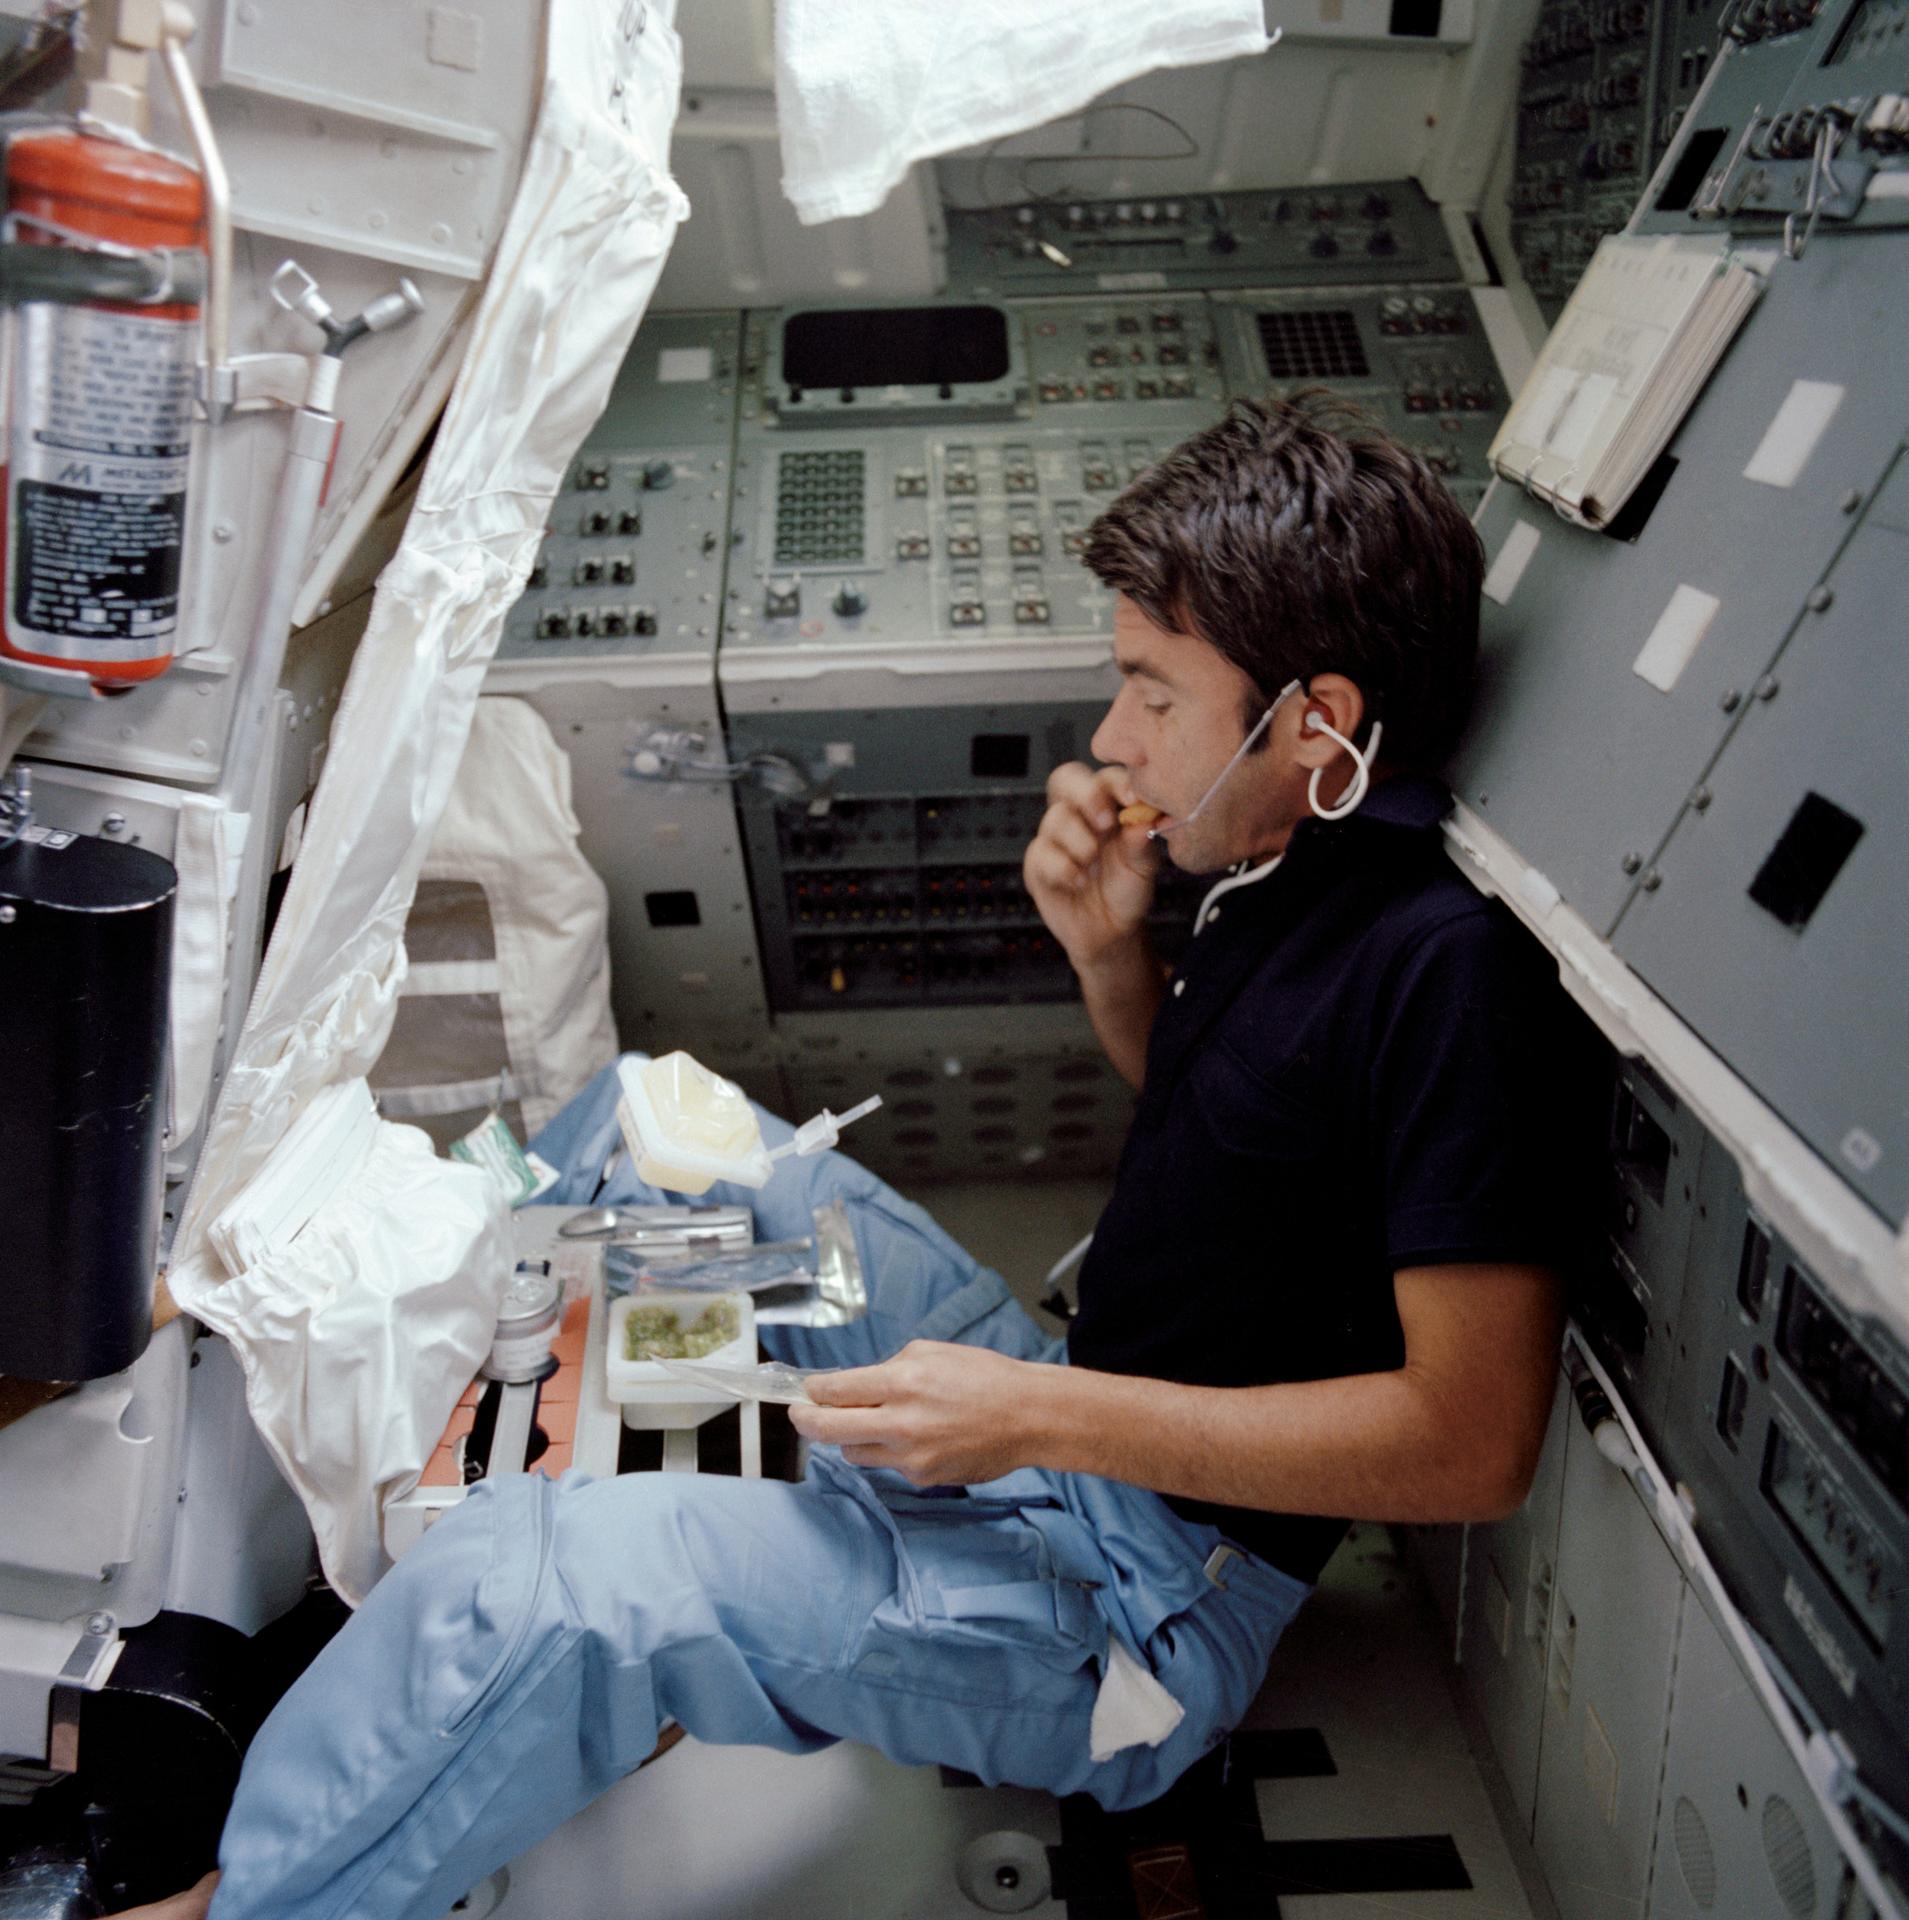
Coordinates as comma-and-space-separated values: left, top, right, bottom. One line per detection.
623, 1298, 742, 1362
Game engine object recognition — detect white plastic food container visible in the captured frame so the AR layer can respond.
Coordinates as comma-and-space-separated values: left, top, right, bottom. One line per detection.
605, 1287, 755, 1413
615, 1054, 773, 1194
614, 1052, 885, 1196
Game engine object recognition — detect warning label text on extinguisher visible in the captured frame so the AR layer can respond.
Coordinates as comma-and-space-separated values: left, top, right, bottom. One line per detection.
6, 301, 197, 654
13, 480, 185, 637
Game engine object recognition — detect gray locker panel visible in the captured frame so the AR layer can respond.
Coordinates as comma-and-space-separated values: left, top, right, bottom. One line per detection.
1534, 1410, 1685, 1920
1647, 1591, 1848, 1920
1871, 450, 1909, 536
1462, 1368, 1571, 1838
1449, 234, 1909, 935
1614, 503, 1909, 1225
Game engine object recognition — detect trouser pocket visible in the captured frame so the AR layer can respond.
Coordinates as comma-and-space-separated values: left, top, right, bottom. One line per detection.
438, 1476, 559, 1738
815, 1459, 1105, 1701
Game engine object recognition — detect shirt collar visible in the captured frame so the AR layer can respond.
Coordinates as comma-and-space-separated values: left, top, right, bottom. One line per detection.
1192, 850, 1283, 933
1225, 772, 1452, 876
1186, 773, 1450, 937
1284, 769, 1451, 851
1331, 769, 1450, 832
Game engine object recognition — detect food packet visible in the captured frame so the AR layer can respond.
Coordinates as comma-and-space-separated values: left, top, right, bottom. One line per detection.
603, 1199, 867, 1329
605, 1240, 812, 1297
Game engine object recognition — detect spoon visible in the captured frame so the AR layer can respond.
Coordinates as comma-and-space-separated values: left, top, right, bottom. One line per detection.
559, 1206, 624, 1240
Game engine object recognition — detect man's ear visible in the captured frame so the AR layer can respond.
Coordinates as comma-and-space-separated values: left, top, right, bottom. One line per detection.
1291, 674, 1367, 767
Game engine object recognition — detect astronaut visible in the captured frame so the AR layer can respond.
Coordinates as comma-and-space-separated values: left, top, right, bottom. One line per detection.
199, 393, 1573, 1920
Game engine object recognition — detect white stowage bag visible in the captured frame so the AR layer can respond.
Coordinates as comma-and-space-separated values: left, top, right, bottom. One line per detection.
167, 0, 689, 1604
772, 0, 1270, 224
202, 1087, 508, 1601
372, 697, 617, 1146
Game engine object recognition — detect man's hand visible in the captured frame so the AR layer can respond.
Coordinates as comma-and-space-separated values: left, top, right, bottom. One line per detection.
787, 1341, 1051, 1486
1024, 762, 1160, 974
105, 1873, 219, 1920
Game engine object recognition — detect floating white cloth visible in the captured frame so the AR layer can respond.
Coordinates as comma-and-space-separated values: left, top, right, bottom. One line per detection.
773, 0, 1271, 225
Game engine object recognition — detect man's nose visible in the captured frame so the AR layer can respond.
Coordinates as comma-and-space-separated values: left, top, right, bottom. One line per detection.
1090, 697, 1133, 770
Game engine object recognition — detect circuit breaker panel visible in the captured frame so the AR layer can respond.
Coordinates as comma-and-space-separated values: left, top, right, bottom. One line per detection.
941, 178, 1463, 294
1509, 0, 1732, 313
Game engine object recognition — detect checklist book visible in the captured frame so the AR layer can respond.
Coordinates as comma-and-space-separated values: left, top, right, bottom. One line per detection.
1490, 233, 1767, 529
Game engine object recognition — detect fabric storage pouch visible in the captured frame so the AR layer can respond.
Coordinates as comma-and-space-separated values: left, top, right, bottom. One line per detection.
189, 1083, 511, 1604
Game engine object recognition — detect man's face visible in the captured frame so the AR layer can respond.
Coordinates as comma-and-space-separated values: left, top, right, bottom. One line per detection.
1090, 596, 1312, 874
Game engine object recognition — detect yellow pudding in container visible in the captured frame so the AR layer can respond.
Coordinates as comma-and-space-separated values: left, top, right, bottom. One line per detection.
615, 1052, 775, 1194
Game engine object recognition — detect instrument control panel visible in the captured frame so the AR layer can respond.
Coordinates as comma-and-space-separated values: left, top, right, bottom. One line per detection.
944, 180, 1461, 294
1510, 0, 1730, 312
493, 312, 741, 669
729, 705, 1208, 1013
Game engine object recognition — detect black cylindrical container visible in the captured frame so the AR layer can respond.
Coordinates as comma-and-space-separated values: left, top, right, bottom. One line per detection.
0, 827, 175, 1380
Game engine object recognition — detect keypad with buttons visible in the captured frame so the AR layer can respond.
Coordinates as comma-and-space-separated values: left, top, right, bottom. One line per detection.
774, 449, 868, 567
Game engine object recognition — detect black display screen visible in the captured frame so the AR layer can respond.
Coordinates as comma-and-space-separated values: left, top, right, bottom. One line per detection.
782, 306, 1010, 392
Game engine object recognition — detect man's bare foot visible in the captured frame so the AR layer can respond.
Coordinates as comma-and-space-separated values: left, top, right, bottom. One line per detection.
107, 1868, 219, 1919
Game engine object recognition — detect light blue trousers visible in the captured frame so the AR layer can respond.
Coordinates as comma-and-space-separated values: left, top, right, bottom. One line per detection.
207, 1062, 1311, 1920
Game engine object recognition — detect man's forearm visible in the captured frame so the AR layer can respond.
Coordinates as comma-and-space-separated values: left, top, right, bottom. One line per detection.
1024, 1361, 1530, 1525
1076, 939, 1165, 1091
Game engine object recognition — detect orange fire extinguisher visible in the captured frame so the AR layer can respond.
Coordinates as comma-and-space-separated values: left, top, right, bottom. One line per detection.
1, 129, 205, 688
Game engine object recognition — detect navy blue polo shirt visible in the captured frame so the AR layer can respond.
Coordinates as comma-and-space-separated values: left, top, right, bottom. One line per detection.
1065, 771, 1575, 1584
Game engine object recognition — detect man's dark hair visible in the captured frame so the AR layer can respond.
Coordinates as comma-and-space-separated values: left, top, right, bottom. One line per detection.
1081, 391, 1485, 767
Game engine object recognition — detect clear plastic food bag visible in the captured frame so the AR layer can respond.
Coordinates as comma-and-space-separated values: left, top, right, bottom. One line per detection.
603, 1240, 813, 1297
601, 1198, 867, 1329
649, 1357, 836, 1405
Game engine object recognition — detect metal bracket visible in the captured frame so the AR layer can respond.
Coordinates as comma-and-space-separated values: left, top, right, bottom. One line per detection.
224, 351, 318, 413
0, 654, 122, 703
0, 1610, 119, 1779
47, 1613, 117, 1775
